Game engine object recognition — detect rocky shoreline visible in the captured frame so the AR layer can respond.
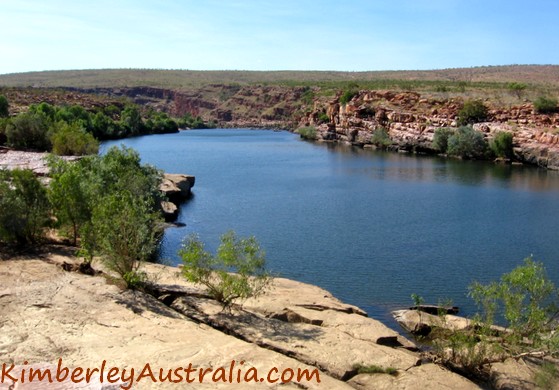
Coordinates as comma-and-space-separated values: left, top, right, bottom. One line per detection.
0, 251, 480, 389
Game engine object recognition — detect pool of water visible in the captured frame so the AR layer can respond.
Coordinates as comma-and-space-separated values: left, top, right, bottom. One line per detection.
102, 129, 559, 328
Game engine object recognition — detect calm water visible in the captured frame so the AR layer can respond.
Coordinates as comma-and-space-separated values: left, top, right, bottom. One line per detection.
102, 129, 559, 328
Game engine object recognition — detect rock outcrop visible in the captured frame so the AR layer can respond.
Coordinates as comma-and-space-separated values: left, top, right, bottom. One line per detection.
302, 90, 559, 169
159, 173, 195, 222
0, 251, 480, 389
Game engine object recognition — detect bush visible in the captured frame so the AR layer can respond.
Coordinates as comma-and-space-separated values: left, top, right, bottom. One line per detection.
430, 258, 559, 374
457, 100, 489, 126
5, 111, 51, 150
50, 122, 99, 156
317, 112, 330, 124
447, 126, 489, 159
340, 88, 359, 105
91, 191, 160, 288
370, 127, 392, 149
432, 128, 456, 153
296, 126, 317, 140
490, 132, 514, 159
0, 95, 9, 118
48, 146, 164, 278
533, 96, 558, 114
179, 231, 272, 308
0, 169, 51, 245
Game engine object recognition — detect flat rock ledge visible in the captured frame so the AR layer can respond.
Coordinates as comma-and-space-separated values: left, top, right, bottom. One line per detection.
0, 252, 480, 389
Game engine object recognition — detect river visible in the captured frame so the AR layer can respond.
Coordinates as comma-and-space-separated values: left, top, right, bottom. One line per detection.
101, 129, 559, 329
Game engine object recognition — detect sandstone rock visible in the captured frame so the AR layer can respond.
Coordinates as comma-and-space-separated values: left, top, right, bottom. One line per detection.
0, 256, 350, 389
160, 200, 178, 221
392, 309, 471, 336
160, 173, 195, 200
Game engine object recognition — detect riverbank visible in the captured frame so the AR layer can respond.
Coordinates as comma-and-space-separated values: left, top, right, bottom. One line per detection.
0, 249, 481, 389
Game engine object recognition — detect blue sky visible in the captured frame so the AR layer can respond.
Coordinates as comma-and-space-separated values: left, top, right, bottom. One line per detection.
1, 0, 558, 74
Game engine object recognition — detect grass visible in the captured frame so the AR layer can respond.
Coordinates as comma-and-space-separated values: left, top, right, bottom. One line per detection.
1, 65, 559, 92
353, 364, 399, 376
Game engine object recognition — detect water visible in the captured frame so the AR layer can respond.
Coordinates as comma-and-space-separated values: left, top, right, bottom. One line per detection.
102, 129, 559, 328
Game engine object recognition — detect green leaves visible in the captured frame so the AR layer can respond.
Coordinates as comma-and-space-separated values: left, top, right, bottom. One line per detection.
179, 231, 272, 308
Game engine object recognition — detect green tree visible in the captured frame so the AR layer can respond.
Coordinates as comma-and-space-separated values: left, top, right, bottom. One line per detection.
5, 111, 51, 150
50, 121, 99, 156
90, 191, 162, 288
0, 169, 51, 245
0, 95, 9, 118
469, 258, 559, 350
490, 132, 514, 159
120, 105, 143, 136
179, 231, 272, 308
47, 156, 94, 245
457, 100, 489, 126
507, 82, 527, 99
447, 126, 489, 159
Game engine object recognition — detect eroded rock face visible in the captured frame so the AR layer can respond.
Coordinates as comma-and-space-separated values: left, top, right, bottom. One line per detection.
303, 90, 559, 169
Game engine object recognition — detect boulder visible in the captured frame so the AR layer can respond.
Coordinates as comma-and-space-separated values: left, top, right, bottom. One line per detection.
160, 200, 178, 221
160, 173, 195, 200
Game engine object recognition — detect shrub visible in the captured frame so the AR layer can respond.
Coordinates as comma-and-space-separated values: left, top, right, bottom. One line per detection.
432, 128, 456, 153
5, 111, 51, 150
0, 169, 51, 245
90, 191, 161, 288
0, 95, 9, 118
370, 127, 392, 149
447, 126, 489, 159
457, 100, 488, 126
490, 132, 514, 159
317, 112, 330, 124
340, 88, 358, 105
179, 231, 272, 308
296, 126, 317, 140
50, 122, 99, 156
431, 258, 559, 373
533, 96, 558, 114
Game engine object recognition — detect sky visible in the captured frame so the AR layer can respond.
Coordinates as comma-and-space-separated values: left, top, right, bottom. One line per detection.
0, 0, 558, 75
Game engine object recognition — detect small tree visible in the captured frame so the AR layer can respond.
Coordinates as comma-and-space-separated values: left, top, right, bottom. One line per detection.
179, 231, 272, 308
490, 132, 514, 159
457, 100, 489, 126
50, 121, 99, 156
469, 258, 559, 350
89, 191, 162, 288
47, 156, 94, 245
5, 111, 51, 150
507, 82, 527, 99
0, 169, 51, 245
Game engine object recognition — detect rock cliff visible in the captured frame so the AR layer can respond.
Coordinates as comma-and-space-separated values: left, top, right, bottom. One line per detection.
300, 90, 559, 169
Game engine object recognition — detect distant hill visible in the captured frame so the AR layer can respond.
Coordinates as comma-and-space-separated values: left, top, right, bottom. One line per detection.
1, 65, 559, 89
